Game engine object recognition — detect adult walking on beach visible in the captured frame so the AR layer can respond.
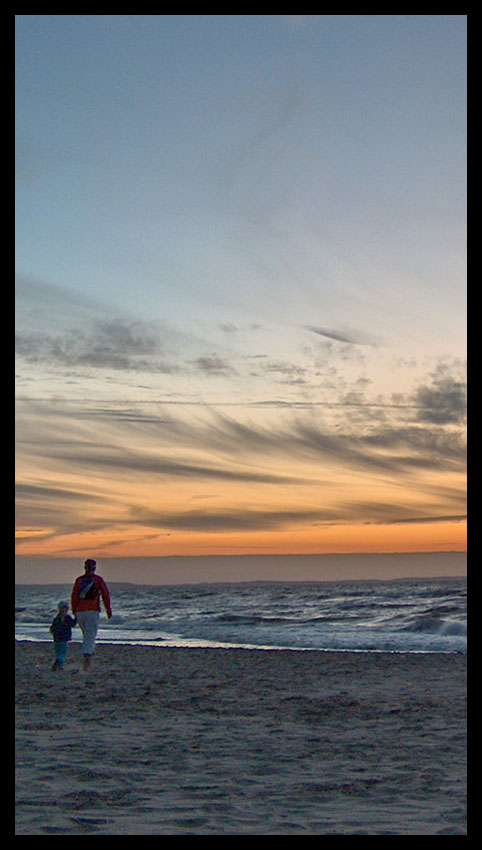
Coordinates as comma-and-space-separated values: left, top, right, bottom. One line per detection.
71, 558, 112, 670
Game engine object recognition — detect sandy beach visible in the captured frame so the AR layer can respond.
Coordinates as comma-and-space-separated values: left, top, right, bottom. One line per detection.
15, 641, 466, 835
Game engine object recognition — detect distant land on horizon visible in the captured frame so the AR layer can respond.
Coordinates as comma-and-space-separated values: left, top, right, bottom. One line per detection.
15, 551, 466, 585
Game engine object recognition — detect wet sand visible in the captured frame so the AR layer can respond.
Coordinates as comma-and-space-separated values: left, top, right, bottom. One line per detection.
15, 641, 466, 835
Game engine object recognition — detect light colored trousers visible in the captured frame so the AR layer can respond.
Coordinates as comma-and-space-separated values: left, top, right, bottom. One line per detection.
76, 610, 100, 655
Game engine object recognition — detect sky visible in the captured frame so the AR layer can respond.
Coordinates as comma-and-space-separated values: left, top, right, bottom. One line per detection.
15, 15, 466, 576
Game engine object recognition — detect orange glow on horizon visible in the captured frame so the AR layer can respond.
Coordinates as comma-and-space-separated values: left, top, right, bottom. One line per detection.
15, 518, 467, 559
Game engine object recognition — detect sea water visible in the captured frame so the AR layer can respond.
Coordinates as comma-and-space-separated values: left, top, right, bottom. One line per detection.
15, 577, 466, 653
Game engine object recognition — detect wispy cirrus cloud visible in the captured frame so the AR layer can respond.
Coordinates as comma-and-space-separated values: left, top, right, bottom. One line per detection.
304, 324, 378, 346
16, 358, 466, 493
15, 379, 466, 547
15, 272, 466, 551
127, 504, 467, 535
128, 506, 337, 533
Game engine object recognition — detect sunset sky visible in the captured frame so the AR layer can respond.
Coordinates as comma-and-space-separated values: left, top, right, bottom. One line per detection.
15, 15, 466, 566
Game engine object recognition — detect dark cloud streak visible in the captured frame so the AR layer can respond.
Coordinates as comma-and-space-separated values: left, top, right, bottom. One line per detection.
304, 325, 376, 346
37, 443, 313, 487
129, 506, 340, 533
15, 319, 179, 374
127, 505, 467, 534
414, 363, 466, 425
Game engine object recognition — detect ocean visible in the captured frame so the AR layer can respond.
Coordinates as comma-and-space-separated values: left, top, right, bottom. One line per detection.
15, 577, 466, 654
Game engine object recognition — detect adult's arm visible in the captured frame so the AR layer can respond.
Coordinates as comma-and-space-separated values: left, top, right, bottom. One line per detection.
98, 577, 112, 618
71, 578, 81, 614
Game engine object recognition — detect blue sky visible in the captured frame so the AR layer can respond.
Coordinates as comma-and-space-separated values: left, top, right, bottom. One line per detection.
15, 15, 466, 565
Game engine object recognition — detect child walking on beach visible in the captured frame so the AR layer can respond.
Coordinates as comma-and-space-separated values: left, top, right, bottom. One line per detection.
50, 601, 77, 671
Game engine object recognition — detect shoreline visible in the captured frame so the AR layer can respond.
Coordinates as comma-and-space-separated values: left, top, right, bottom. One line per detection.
15, 637, 465, 655
15, 641, 467, 835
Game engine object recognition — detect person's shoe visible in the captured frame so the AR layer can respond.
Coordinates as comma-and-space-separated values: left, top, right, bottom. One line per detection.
51, 660, 59, 671
83, 655, 91, 670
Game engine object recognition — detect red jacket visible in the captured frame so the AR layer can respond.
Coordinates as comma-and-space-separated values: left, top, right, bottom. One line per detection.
71, 574, 112, 617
